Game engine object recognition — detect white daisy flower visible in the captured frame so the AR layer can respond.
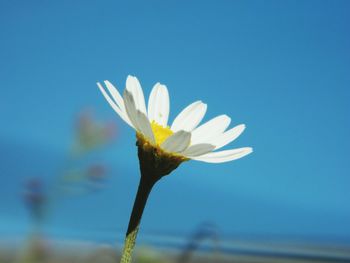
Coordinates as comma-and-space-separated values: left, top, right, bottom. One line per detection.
97, 75, 252, 164
97, 75, 253, 263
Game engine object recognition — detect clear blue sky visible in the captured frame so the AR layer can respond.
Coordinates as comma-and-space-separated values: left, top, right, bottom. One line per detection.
1, 0, 349, 243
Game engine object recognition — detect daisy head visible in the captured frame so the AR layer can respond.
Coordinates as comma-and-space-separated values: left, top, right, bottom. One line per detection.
97, 75, 252, 177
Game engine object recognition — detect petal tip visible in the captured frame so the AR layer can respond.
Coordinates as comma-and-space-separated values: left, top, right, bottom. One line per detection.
97, 82, 104, 90
246, 147, 253, 154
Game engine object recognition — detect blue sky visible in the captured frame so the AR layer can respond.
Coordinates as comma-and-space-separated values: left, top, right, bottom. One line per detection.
1, 0, 350, 242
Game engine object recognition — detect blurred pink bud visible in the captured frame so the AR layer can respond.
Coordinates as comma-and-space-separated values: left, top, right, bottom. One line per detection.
87, 164, 106, 181
104, 121, 117, 140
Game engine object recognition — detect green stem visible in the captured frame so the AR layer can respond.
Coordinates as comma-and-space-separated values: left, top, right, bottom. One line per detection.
120, 176, 155, 263
120, 225, 139, 263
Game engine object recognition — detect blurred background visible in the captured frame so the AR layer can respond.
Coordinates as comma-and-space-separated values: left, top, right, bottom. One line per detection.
1, 0, 349, 262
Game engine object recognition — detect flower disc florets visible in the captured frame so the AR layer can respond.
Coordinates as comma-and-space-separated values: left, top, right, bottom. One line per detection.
136, 133, 188, 182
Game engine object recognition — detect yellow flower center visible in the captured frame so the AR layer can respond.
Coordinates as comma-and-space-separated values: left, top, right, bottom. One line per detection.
150, 121, 173, 145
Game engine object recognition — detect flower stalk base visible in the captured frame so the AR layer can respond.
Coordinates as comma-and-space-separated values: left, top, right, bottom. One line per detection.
120, 225, 139, 263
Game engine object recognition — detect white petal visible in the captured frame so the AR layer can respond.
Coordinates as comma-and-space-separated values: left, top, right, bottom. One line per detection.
126, 75, 147, 115
182, 143, 215, 157
209, 124, 246, 150
136, 110, 155, 144
148, 83, 170, 127
104, 80, 131, 126
161, 130, 191, 153
97, 82, 134, 128
191, 115, 231, 145
104, 80, 125, 111
192, 147, 253, 163
171, 101, 207, 132
124, 89, 155, 143
123, 89, 141, 131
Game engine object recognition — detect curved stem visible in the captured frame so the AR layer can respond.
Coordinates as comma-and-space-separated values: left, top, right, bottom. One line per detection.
120, 176, 155, 263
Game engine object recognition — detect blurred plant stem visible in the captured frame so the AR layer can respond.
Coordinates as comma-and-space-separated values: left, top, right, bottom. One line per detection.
120, 176, 155, 263
177, 222, 220, 263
